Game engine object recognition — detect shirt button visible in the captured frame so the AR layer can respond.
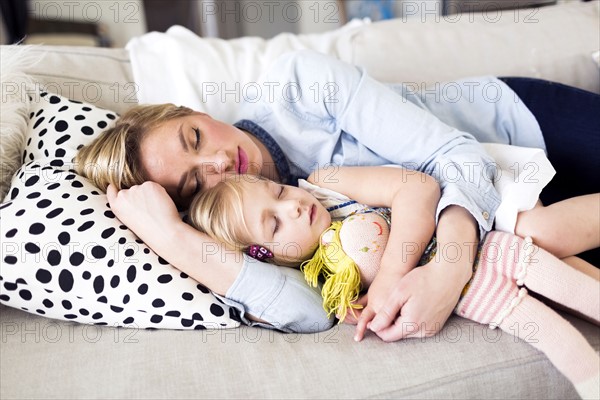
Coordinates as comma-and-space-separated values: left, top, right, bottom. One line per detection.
482, 211, 490, 220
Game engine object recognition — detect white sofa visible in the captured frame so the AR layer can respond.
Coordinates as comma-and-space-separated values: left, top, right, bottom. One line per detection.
1, 1, 599, 398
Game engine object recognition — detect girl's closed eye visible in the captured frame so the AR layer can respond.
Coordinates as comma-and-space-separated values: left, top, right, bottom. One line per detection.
271, 184, 285, 236
273, 186, 285, 235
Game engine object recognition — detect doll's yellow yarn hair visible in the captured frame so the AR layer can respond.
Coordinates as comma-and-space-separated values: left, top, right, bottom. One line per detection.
301, 221, 362, 323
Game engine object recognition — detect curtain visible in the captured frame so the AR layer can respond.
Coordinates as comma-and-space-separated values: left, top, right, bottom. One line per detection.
0, 0, 29, 44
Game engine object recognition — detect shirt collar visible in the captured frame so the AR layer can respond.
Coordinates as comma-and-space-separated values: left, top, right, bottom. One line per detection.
233, 119, 296, 185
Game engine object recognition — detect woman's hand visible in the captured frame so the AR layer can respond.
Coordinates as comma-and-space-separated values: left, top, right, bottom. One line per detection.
355, 260, 468, 342
352, 267, 405, 339
354, 205, 478, 342
106, 182, 181, 244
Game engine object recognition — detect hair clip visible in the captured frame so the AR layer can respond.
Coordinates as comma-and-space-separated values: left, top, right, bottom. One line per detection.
246, 244, 274, 261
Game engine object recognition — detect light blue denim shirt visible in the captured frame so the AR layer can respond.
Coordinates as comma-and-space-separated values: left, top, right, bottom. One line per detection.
224, 50, 545, 333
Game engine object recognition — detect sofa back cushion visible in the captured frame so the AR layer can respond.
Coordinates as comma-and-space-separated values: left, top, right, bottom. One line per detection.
15, 46, 137, 115
340, 1, 599, 94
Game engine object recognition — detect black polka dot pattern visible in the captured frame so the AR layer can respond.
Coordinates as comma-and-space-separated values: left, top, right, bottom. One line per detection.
0, 91, 239, 330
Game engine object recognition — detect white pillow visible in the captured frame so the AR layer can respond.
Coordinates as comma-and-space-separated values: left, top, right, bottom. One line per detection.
126, 20, 369, 123
0, 91, 241, 330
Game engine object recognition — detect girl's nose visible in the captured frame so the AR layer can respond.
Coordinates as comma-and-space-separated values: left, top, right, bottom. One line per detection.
284, 199, 302, 219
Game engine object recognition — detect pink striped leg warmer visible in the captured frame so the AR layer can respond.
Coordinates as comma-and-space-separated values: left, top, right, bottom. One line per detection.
455, 231, 600, 399
518, 241, 600, 324
498, 296, 599, 400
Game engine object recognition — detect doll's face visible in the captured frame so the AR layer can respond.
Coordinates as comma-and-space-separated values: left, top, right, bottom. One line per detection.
239, 179, 331, 263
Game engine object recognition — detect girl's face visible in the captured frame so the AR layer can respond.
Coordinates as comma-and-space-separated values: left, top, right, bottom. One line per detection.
239, 178, 332, 264
140, 113, 267, 207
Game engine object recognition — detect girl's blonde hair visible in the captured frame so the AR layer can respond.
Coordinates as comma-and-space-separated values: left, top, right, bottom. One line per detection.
188, 176, 253, 253
74, 104, 194, 191
188, 175, 301, 266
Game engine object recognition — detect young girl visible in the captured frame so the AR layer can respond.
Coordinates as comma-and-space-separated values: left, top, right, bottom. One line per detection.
188, 166, 599, 400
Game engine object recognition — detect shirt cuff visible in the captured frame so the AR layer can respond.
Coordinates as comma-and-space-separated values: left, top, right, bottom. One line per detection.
436, 181, 501, 240
223, 254, 334, 333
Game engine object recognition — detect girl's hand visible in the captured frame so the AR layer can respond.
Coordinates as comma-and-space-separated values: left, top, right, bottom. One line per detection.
106, 182, 182, 243
338, 295, 368, 325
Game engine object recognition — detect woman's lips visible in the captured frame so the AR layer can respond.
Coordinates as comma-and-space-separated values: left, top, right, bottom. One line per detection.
310, 204, 316, 225
238, 147, 249, 174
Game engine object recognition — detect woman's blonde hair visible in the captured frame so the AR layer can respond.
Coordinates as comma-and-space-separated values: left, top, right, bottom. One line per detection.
188, 175, 301, 266
74, 104, 194, 191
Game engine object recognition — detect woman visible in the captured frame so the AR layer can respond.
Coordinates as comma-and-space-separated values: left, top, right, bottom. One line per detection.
76, 50, 600, 338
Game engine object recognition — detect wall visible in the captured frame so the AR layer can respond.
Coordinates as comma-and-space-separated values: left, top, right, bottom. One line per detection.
26, 0, 336, 43
238, 0, 301, 38
298, 0, 343, 34
3, 0, 563, 46
29, 0, 147, 47
8, 0, 452, 46
191, 0, 343, 39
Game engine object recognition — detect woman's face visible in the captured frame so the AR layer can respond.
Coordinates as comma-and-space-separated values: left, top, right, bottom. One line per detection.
239, 179, 332, 263
140, 113, 265, 206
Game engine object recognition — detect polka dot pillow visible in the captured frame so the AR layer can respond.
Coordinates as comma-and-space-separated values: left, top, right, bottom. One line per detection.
0, 91, 241, 330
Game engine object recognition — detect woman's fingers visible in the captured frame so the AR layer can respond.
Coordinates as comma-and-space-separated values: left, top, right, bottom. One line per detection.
353, 286, 412, 343
374, 315, 421, 342
106, 183, 118, 203
368, 288, 409, 333
354, 307, 375, 342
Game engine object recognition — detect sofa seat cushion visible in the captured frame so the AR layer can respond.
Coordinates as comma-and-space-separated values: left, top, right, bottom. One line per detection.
1, 304, 597, 399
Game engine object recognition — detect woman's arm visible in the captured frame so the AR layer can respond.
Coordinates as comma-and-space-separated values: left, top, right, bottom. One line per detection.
264, 50, 500, 240
359, 205, 478, 341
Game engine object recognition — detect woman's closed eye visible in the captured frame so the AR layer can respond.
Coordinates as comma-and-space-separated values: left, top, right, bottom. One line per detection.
189, 127, 202, 196
193, 127, 201, 150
